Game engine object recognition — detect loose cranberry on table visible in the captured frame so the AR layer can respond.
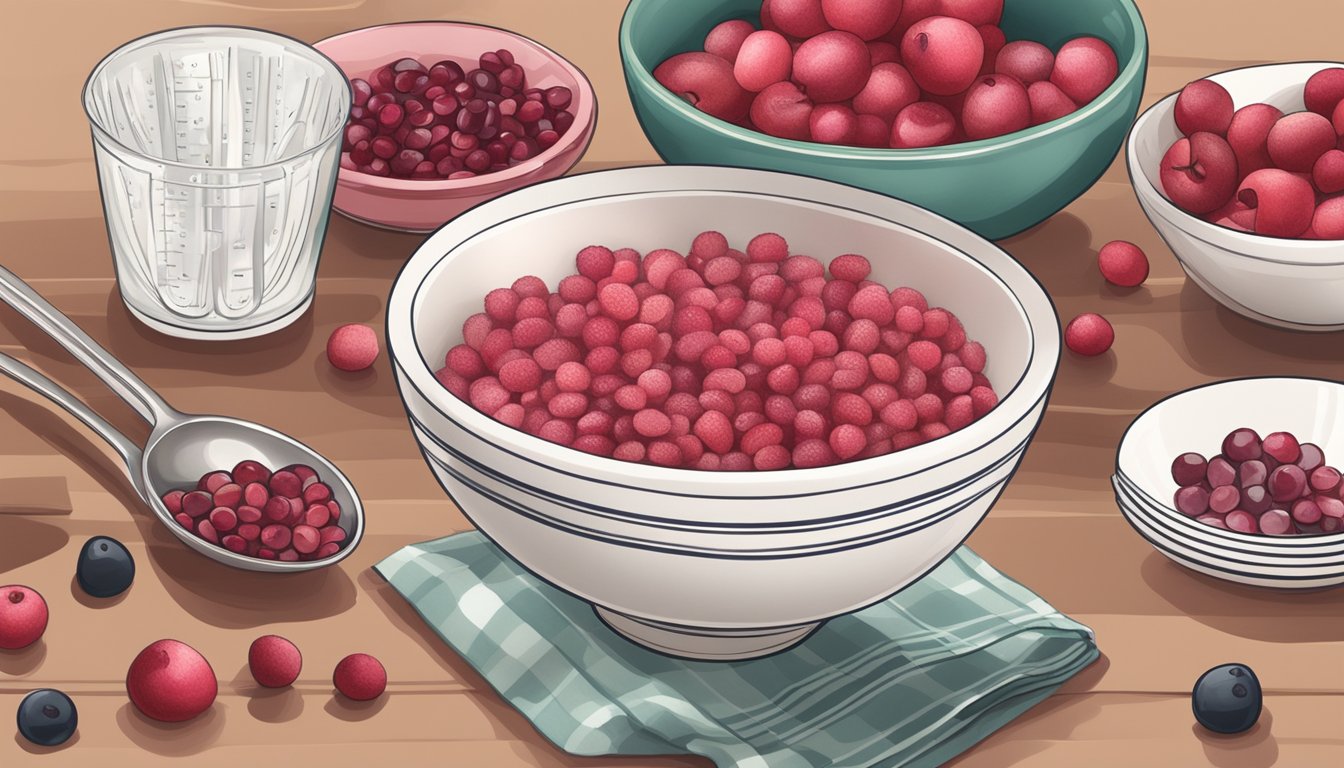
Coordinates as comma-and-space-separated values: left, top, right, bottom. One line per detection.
126, 639, 218, 723
341, 49, 576, 180
1097, 240, 1149, 287
655, 0, 1118, 149
1170, 428, 1344, 536
334, 653, 387, 701
328, 322, 380, 372
1159, 69, 1344, 240
0, 585, 47, 650
161, 459, 348, 562
249, 635, 303, 688
437, 230, 1001, 471
1064, 312, 1113, 356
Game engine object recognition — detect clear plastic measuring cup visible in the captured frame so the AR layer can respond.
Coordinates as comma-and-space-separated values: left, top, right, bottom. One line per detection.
83, 27, 351, 339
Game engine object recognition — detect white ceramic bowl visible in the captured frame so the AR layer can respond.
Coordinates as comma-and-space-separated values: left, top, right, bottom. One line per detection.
1113, 376, 1344, 588
387, 166, 1060, 659
1113, 477, 1344, 588
1126, 62, 1344, 331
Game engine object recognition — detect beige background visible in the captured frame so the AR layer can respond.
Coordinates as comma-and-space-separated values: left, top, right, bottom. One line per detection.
1, 1, 1342, 766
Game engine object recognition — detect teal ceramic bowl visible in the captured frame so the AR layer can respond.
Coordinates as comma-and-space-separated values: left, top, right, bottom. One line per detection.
619, 0, 1148, 240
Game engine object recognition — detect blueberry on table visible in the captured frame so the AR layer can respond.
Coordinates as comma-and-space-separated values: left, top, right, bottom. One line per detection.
1192, 663, 1262, 734
17, 689, 77, 747
75, 536, 135, 598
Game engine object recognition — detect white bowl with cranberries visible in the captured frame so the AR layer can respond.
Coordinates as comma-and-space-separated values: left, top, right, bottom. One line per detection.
1127, 61, 1344, 331
314, 22, 597, 233
1113, 377, 1344, 589
386, 165, 1059, 659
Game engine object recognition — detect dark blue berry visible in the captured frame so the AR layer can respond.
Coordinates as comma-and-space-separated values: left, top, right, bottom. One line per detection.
17, 689, 77, 747
1192, 663, 1262, 734
76, 536, 135, 598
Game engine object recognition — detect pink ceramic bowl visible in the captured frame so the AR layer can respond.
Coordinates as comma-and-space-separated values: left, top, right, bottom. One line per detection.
314, 22, 597, 233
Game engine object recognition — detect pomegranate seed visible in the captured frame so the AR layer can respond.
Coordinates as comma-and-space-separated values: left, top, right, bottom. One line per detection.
1262, 431, 1302, 464
209, 506, 238, 532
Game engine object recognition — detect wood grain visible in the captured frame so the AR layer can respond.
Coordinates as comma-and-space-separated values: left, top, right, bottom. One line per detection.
1, 1, 1342, 766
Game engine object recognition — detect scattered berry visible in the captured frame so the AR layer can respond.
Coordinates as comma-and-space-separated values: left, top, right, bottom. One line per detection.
0, 586, 47, 650
126, 639, 218, 722
334, 653, 387, 701
327, 323, 379, 372
1064, 313, 1114, 356
1097, 241, 1149, 287
249, 635, 303, 688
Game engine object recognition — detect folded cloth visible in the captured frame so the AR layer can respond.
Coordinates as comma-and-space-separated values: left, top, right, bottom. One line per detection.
376, 533, 1097, 768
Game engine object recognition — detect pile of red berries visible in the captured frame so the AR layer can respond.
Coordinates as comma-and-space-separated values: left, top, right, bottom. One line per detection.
654, 0, 1117, 149
437, 231, 1001, 471
1160, 68, 1344, 239
340, 50, 576, 180
1172, 428, 1343, 536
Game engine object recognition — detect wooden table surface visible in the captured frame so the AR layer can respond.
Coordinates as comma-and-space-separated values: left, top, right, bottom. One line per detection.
2, 1, 1342, 766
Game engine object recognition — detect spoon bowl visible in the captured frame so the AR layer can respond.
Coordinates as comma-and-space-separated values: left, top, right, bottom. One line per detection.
0, 264, 364, 573
143, 417, 364, 572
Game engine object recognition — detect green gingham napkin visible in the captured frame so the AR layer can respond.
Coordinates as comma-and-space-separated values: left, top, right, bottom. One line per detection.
375, 533, 1097, 768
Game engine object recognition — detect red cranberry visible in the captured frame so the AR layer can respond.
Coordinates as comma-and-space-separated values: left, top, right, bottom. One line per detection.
1172, 452, 1208, 486
249, 635, 302, 688
1097, 241, 1149, 287
1174, 486, 1210, 517
1222, 428, 1262, 462
1064, 312, 1113, 356
1174, 79, 1234, 136
1268, 464, 1307, 502
1160, 132, 1238, 215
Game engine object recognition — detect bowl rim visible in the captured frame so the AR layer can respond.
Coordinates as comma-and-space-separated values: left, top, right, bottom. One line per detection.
617, 0, 1149, 161
1126, 60, 1344, 264
1114, 375, 1344, 546
82, 24, 353, 173
1113, 475, 1344, 559
313, 20, 598, 192
1116, 493, 1344, 583
386, 165, 1060, 508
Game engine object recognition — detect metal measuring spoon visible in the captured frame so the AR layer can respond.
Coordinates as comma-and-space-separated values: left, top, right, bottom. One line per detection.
0, 265, 364, 572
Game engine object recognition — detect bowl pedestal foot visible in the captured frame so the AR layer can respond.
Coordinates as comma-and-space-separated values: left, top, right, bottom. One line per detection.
594, 607, 820, 661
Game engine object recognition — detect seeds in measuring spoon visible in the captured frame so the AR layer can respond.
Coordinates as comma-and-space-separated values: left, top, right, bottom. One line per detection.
160, 460, 348, 561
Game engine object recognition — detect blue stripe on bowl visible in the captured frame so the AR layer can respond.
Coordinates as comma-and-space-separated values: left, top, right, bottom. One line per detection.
1115, 471, 1344, 549
1113, 474, 1344, 557
401, 180, 1046, 504
422, 444, 999, 559
1115, 488, 1344, 575
410, 411, 1028, 532
1119, 504, 1344, 584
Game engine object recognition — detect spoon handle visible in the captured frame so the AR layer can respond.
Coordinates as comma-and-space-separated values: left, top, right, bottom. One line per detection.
0, 352, 143, 481
0, 265, 175, 426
